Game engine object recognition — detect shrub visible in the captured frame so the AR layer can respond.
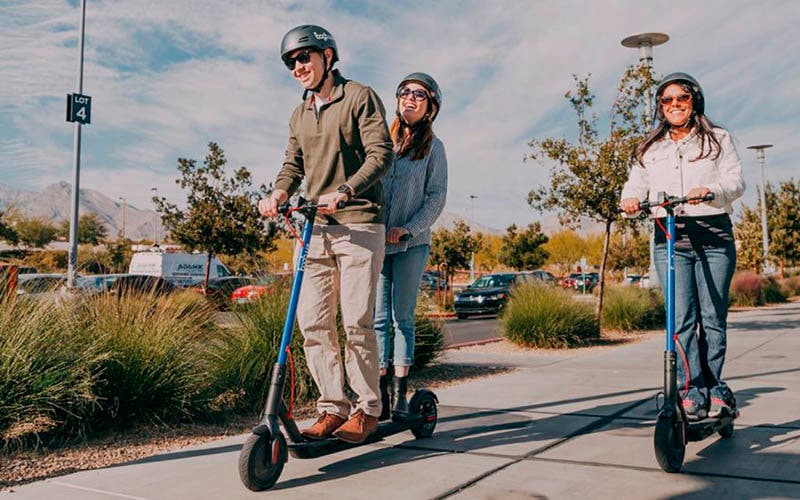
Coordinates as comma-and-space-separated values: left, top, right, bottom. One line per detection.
780, 275, 800, 297
763, 277, 788, 304
501, 283, 599, 348
730, 271, 763, 307
75, 290, 218, 429
0, 298, 104, 449
602, 286, 665, 332
412, 302, 445, 369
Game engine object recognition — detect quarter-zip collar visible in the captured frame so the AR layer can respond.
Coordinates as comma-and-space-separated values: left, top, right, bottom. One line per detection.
304, 69, 346, 111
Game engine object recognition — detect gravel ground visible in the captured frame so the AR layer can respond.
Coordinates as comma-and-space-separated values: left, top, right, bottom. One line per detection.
0, 362, 513, 490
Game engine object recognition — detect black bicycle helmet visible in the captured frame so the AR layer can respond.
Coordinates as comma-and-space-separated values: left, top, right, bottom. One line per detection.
280, 25, 338, 65
654, 72, 705, 120
397, 72, 442, 121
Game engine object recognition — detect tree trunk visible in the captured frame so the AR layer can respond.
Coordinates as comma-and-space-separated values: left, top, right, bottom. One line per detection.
596, 220, 612, 325
780, 258, 785, 279
204, 252, 212, 289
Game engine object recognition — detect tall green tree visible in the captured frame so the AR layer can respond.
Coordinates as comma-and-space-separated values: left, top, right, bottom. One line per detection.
527, 64, 654, 320
154, 142, 279, 287
59, 213, 109, 245
735, 204, 764, 273
498, 223, 549, 271
429, 220, 481, 288
15, 217, 58, 249
767, 179, 800, 277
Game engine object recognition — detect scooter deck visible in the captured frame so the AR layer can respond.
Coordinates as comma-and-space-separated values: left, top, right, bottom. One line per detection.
686, 408, 738, 442
287, 415, 425, 459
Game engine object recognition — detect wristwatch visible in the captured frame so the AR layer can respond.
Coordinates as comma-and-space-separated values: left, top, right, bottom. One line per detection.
336, 184, 353, 201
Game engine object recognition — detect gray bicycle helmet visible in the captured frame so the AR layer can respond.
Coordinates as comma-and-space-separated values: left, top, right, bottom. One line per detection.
397, 72, 442, 121
280, 25, 339, 65
655, 72, 705, 120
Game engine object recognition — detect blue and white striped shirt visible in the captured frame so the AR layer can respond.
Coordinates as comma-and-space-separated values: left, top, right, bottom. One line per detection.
382, 136, 448, 255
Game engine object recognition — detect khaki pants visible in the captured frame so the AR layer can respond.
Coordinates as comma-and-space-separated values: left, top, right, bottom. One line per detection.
296, 223, 385, 418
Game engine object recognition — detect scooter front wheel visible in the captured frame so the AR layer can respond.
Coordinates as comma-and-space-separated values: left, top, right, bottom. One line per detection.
238, 431, 287, 491
410, 391, 438, 439
654, 418, 685, 473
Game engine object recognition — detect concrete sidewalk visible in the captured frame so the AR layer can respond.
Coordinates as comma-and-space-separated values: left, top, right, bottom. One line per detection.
6, 302, 800, 499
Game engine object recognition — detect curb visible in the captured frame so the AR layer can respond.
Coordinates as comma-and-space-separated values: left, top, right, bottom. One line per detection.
445, 337, 504, 350
425, 312, 456, 319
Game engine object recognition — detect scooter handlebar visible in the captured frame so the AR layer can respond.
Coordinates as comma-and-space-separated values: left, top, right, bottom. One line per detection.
622, 192, 714, 213
278, 199, 346, 216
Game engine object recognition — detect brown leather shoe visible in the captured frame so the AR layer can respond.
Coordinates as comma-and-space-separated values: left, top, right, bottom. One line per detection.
300, 411, 346, 440
332, 409, 378, 444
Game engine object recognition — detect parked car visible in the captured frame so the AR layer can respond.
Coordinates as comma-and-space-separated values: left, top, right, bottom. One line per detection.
76, 273, 128, 294
520, 269, 556, 284
108, 274, 176, 296
454, 272, 522, 319
622, 274, 642, 286
420, 271, 448, 291
639, 275, 653, 289
573, 272, 599, 292
560, 272, 583, 289
231, 275, 283, 305
16, 274, 66, 298
193, 276, 254, 309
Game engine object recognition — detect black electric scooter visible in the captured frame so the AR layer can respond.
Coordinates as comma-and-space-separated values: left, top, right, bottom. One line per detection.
633, 192, 738, 473
238, 198, 439, 491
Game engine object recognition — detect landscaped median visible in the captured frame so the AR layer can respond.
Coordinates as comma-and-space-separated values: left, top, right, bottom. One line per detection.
0, 285, 446, 456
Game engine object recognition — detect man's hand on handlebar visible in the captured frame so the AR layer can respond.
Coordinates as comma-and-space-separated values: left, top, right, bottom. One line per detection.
386, 227, 411, 244
317, 191, 349, 214
259, 189, 289, 218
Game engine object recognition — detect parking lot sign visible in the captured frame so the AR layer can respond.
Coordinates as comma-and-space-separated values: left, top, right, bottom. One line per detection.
66, 93, 91, 124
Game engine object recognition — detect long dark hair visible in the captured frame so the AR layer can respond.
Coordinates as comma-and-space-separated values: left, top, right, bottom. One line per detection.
390, 97, 438, 161
633, 82, 722, 166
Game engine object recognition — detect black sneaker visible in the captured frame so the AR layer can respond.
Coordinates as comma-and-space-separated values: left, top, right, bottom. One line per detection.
682, 398, 707, 421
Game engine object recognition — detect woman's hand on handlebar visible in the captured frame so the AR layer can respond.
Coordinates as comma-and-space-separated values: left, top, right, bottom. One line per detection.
259, 189, 288, 218
685, 187, 712, 205
317, 191, 349, 214
386, 227, 411, 244
619, 197, 641, 215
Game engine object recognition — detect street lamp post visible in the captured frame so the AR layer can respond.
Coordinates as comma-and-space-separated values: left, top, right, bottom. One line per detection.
469, 194, 478, 282
151, 187, 159, 245
622, 32, 669, 287
119, 197, 127, 240
747, 144, 774, 274
66, 0, 88, 288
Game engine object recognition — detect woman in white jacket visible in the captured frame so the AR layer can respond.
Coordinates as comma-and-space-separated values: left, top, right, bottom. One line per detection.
620, 72, 745, 420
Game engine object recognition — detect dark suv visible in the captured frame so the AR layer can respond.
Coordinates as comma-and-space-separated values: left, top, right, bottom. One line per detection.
454, 273, 519, 319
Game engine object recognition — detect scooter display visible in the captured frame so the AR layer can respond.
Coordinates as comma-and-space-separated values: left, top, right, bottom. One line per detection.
238, 198, 439, 491
633, 192, 738, 473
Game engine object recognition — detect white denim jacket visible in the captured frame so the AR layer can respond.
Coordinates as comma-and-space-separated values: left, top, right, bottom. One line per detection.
621, 127, 745, 217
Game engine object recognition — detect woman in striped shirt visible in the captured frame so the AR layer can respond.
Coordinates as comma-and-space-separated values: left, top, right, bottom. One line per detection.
375, 73, 448, 420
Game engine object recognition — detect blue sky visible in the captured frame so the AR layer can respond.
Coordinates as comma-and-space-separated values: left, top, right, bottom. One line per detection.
1, 0, 798, 230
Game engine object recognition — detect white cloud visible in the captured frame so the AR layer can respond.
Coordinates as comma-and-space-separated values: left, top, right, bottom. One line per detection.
1, 0, 799, 230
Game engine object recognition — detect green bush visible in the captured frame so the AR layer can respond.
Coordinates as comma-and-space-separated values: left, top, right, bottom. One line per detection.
501, 283, 599, 348
780, 275, 800, 297
411, 314, 445, 369
76, 291, 218, 429
0, 298, 103, 449
601, 286, 665, 332
763, 277, 788, 304
212, 286, 316, 412
730, 271, 788, 306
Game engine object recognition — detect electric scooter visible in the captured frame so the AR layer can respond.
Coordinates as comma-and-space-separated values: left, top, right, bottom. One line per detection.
238, 198, 439, 491
633, 192, 738, 473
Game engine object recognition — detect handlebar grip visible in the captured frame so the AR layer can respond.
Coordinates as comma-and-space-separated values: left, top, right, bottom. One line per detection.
336, 201, 346, 210
399, 233, 412, 242
277, 202, 291, 216
703, 192, 715, 202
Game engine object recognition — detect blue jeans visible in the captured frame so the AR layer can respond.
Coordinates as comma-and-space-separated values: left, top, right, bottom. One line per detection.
374, 244, 430, 369
654, 242, 736, 406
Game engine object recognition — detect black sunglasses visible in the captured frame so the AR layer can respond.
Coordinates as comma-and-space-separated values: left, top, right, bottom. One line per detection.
284, 49, 316, 71
397, 87, 429, 101
659, 93, 692, 105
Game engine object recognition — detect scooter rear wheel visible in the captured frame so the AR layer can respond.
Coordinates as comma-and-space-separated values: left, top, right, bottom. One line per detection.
410, 392, 438, 439
238, 431, 287, 491
718, 421, 734, 438
654, 418, 685, 473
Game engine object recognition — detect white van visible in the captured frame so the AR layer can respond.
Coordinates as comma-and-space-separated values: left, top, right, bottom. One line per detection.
128, 251, 231, 287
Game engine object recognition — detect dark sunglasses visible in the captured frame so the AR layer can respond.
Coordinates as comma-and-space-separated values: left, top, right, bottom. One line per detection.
397, 87, 429, 101
659, 93, 692, 105
284, 49, 316, 70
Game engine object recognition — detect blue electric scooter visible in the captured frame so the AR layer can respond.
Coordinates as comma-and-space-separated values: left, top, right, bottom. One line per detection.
634, 192, 738, 473
238, 198, 439, 491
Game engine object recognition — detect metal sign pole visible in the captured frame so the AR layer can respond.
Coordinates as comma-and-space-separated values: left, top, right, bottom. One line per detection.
67, 0, 87, 288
